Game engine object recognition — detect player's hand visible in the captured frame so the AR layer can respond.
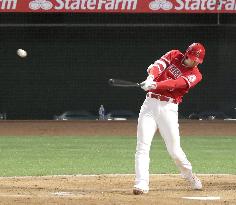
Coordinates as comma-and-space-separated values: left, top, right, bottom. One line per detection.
140, 76, 157, 91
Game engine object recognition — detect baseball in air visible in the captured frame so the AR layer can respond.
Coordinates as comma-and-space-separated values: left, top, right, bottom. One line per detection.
109, 79, 114, 84
17, 49, 27, 58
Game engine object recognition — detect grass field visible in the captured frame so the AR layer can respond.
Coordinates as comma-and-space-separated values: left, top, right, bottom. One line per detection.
0, 136, 235, 176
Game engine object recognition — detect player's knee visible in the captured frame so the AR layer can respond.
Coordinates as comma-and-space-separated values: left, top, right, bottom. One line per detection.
136, 142, 151, 154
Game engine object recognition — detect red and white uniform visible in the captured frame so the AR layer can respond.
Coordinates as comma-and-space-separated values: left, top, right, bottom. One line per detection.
134, 50, 203, 192
148, 50, 202, 103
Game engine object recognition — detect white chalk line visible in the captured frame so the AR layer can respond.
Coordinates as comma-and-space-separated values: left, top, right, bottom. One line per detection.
182, 196, 221, 201
0, 173, 234, 179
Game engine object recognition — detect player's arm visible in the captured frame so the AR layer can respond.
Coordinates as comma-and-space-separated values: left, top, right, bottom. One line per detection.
181, 72, 202, 89
155, 78, 188, 90
156, 72, 202, 91
142, 50, 179, 91
147, 51, 173, 79
141, 77, 187, 92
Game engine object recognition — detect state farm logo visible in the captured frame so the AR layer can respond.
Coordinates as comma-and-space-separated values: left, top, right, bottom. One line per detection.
28, 0, 137, 11
29, 0, 53, 10
149, 0, 173, 10
149, 0, 236, 12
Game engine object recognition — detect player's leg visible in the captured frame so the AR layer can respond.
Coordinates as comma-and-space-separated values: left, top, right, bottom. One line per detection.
134, 98, 158, 194
157, 102, 202, 189
157, 102, 192, 176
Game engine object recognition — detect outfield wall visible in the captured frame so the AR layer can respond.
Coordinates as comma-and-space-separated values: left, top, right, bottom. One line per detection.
0, 120, 235, 136
0, 13, 235, 119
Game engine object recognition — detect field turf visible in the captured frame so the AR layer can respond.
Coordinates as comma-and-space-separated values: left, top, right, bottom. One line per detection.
0, 136, 235, 176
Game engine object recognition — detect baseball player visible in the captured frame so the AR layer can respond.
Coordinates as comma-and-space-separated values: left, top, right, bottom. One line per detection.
133, 43, 205, 195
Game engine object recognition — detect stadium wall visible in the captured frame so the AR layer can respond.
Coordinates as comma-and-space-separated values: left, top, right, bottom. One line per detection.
0, 14, 235, 119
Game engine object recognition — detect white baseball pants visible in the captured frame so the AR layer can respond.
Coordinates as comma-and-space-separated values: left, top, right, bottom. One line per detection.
135, 96, 193, 190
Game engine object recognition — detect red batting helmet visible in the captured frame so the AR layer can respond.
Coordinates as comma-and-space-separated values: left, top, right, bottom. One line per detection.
185, 43, 205, 64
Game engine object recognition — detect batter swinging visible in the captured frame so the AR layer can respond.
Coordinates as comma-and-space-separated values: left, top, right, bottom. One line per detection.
133, 43, 206, 195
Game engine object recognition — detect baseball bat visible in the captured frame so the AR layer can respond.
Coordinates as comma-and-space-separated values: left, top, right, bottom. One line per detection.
108, 78, 142, 88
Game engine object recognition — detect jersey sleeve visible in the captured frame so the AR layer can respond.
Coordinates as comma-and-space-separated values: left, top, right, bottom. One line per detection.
181, 69, 202, 89
155, 77, 188, 91
147, 50, 179, 79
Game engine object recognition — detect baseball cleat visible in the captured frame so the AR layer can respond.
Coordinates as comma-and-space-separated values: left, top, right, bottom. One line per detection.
187, 174, 203, 190
133, 187, 149, 195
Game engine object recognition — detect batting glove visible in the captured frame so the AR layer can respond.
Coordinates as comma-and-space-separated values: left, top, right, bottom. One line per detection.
140, 76, 157, 91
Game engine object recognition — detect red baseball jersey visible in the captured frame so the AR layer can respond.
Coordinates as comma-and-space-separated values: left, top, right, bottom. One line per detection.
147, 50, 202, 104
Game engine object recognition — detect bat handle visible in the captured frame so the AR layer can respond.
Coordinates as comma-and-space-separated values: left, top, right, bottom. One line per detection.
138, 82, 144, 87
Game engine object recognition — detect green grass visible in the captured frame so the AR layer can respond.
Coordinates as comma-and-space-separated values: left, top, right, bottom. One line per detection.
0, 136, 235, 176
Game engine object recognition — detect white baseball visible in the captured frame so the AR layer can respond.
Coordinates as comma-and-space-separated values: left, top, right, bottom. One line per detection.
17, 49, 27, 58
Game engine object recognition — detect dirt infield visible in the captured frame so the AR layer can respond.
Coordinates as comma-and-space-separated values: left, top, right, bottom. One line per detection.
0, 120, 235, 136
0, 120, 235, 205
0, 174, 235, 205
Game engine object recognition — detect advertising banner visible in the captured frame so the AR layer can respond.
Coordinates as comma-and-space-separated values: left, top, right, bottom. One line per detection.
0, 0, 236, 13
